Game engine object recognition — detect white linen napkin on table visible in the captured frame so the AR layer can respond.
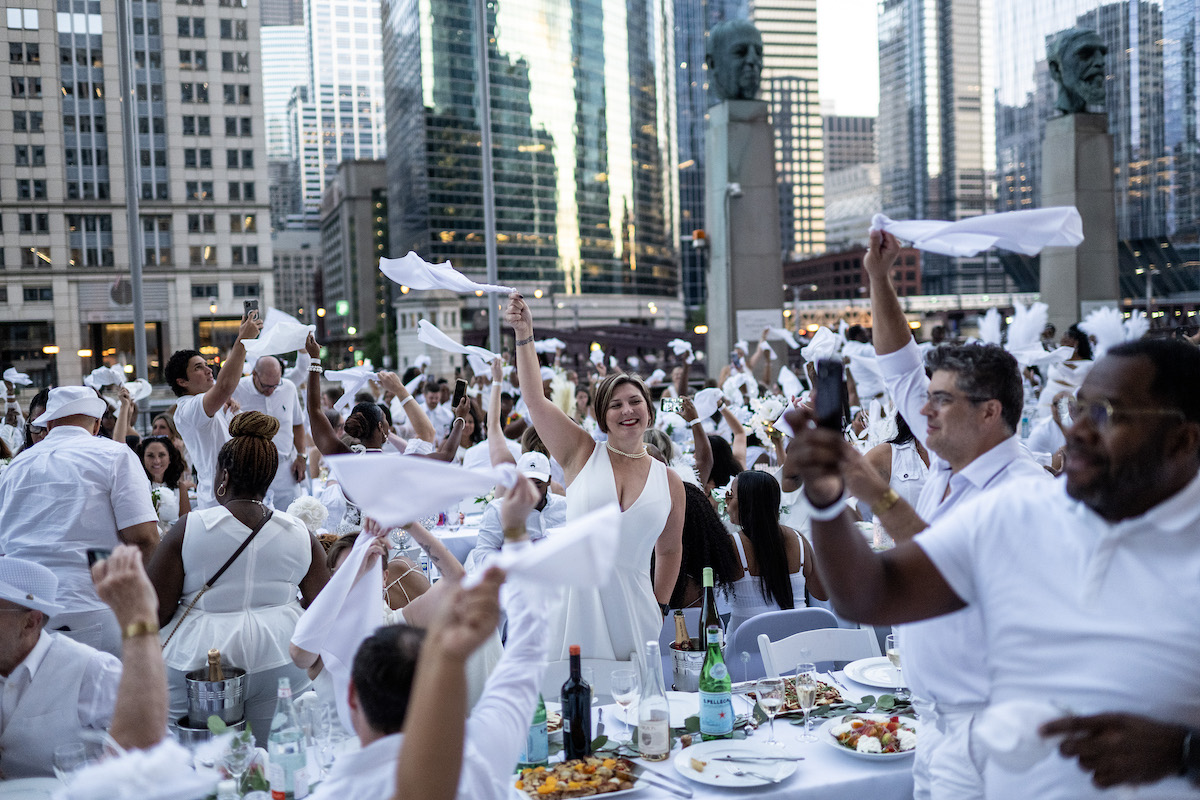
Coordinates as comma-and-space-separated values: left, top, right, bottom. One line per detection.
870, 207, 1083, 257
380, 251, 516, 294
417, 319, 499, 364
3, 368, 32, 386
974, 699, 1065, 772
326, 452, 517, 528
324, 366, 378, 413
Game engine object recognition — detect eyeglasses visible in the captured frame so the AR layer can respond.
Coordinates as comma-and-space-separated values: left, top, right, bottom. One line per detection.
29, 425, 47, 435
1062, 396, 1186, 430
924, 391, 992, 411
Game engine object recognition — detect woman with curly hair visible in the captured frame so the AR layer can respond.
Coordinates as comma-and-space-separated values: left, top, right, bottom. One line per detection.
137, 435, 194, 535
668, 482, 740, 609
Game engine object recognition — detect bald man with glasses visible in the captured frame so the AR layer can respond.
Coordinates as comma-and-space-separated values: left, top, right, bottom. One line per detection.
232, 355, 307, 508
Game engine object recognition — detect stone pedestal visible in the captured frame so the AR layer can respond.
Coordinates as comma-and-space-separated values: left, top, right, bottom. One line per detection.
1039, 113, 1119, 333
705, 100, 785, 372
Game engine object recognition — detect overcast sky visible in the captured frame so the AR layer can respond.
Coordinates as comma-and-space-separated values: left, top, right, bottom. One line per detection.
817, 0, 880, 118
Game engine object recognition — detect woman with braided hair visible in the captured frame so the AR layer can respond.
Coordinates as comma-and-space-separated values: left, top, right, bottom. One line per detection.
148, 411, 331, 744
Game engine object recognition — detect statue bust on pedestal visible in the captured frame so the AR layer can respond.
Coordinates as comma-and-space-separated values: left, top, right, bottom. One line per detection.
1047, 28, 1108, 114
705, 19, 763, 102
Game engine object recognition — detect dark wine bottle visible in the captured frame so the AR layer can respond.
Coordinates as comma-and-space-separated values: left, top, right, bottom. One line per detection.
561, 644, 592, 758
699, 566, 724, 650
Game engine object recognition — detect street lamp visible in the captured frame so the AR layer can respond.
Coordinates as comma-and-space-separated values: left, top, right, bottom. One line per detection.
209, 298, 217, 352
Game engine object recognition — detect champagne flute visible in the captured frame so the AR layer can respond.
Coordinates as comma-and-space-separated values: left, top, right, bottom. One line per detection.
610, 668, 639, 749
222, 736, 255, 798
53, 743, 90, 784
886, 634, 906, 700
756, 677, 786, 747
794, 662, 818, 742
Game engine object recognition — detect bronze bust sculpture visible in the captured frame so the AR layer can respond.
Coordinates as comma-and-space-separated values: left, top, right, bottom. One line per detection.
1047, 28, 1107, 114
706, 19, 763, 101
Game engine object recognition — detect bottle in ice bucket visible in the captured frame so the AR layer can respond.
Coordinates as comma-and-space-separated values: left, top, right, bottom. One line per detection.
699, 625, 733, 740
699, 567, 724, 649
267, 677, 310, 799
638, 640, 672, 761
516, 693, 549, 769
561, 644, 592, 759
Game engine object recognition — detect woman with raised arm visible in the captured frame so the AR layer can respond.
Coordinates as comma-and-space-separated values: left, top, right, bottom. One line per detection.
504, 292, 685, 661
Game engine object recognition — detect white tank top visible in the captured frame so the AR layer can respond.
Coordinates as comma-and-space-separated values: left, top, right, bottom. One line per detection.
725, 531, 807, 641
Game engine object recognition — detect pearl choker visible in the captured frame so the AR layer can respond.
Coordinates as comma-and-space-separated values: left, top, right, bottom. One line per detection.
606, 442, 648, 459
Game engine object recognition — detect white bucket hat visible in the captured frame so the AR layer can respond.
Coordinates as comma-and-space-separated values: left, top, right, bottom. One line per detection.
0, 557, 63, 617
32, 386, 107, 426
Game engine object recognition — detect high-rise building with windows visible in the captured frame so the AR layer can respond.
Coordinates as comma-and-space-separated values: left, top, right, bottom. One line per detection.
260, 24, 306, 159
823, 115, 876, 172
0, 0, 273, 386
381, 0, 682, 330
260, 0, 303, 26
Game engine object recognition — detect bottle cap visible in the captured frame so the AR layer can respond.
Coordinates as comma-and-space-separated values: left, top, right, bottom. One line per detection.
569, 644, 581, 656
702, 566, 714, 587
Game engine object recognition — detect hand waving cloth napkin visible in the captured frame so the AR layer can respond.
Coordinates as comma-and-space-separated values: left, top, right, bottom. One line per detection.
380, 251, 516, 294
83, 365, 126, 389
692, 387, 724, 421
777, 365, 805, 401
768, 327, 801, 349
324, 366, 378, 413
668, 338, 695, 363
290, 532, 384, 734
3, 368, 32, 386
800, 326, 844, 363
325, 452, 517, 528
535, 338, 566, 354
125, 379, 153, 404
870, 207, 1083, 257
242, 318, 315, 359
416, 319, 499, 364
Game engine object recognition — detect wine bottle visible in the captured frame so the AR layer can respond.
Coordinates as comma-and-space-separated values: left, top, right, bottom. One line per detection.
561, 644, 592, 759
516, 693, 549, 769
699, 625, 734, 740
699, 567, 724, 649
673, 610, 689, 650
637, 640, 672, 761
207, 648, 224, 682
267, 678, 310, 800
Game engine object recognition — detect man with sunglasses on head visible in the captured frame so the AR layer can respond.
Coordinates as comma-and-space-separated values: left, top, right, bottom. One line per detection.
232, 355, 306, 509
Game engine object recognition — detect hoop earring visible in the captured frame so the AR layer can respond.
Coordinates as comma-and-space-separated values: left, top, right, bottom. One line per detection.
216, 482, 227, 497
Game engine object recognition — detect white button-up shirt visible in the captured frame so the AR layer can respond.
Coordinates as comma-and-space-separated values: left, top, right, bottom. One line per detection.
173, 392, 231, 509
0, 631, 120, 733
232, 375, 304, 462
471, 493, 569, 566
919, 472, 1200, 799
0, 426, 157, 613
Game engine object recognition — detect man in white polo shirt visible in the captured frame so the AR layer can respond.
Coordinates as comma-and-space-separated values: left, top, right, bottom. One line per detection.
232, 355, 306, 508
165, 312, 262, 508
0, 386, 158, 656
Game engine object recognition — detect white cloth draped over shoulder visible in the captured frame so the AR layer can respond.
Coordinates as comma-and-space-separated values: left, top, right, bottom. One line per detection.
545, 445, 671, 661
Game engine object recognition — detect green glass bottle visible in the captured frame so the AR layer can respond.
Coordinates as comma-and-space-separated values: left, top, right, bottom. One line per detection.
698, 624, 734, 740
516, 693, 549, 769
698, 567, 724, 650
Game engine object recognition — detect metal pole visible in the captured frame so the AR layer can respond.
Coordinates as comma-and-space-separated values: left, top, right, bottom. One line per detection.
116, 0, 148, 380
474, 0, 501, 352
1146, 266, 1154, 325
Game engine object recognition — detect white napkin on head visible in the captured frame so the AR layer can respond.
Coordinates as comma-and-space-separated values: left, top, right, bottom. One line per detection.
975, 700, 1066, 772
768, 327, 801, 349
590, 349, 605, 365
870, 207, 1084, 257
324, 366, 378, 413
242, 319, 314, 358
535, 338, 566, 354
465, 503, 621, 589
3, 368, 32, 386
417, 319, 499, 366
84, 365, 126, 389
778, 366, 804, 400
693, 387, 724, 420
126, 379, 153, 404
800, 326, 844, 363
291, 532, 383, 734
380, 251, 516, 294
326, 453, 517, 528
50, 738, 219, 800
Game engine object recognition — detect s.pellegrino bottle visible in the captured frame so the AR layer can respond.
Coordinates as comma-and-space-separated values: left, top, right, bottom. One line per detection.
699, 625, 734, 740
516, 693, 549, 769
638, 641, 672, 761
561, 644, 592, 758
699, 567, 724, 649
267, 678, 310, 799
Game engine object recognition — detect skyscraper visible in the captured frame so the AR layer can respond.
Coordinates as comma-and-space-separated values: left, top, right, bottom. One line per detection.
1, 0, 273, 385
381, 0, 681, 328
260, 25, 307, 159
823, 115, 876, 172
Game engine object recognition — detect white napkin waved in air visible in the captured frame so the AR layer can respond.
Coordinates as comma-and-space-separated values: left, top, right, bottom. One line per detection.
800, 326, 844, 363
535, 338, 566, 354
290, 532, 384, 734
768, 327, 801, 349
758, 341, 778, 361
83, 365, 126, 390
646, 369, 666, 386
590, 348, 605, 366
326, 452, 517, 528
324, 366, 378, 413
379, 251, 516, 294
51, 737, 218, 800
2, 368, 32, 386
870, 207, 1084, 257
464, 503, 620, 589
242, 318, 315, 359
125, 379, 153, 404
692, 387, 725, 421
975, 699, 1067, 772
417, 319, 499, 366
668, 338, 695, 364
777, 365, 804, 400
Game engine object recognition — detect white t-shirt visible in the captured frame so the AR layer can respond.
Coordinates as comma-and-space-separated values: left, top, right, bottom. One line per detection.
231, 375, 304, 462
173, 393, 231, 509
918, 474, 1200, 800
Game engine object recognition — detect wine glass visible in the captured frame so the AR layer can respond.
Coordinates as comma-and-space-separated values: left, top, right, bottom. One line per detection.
756, 677, 786, 747
387, 526, 410, 554
610, 669, 639, 749
308, 705, 336, 778
886, 634, 906, 700
794, 662, 818, 742
581, 667, 596, 705
53, 743, 90, 783
222, 736, 255, 797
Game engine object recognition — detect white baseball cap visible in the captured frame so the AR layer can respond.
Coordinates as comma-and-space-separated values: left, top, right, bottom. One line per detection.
0, 557, 63, 617
516, 451, 551, 482
32, 386, 107, 426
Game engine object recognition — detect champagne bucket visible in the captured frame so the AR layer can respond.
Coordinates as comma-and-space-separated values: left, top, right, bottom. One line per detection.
670, 639, 705, 692
173, 715, 247, 747
185, 666, 247, 726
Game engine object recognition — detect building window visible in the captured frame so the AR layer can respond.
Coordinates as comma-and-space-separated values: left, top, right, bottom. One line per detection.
187, 213, 216, 233
23, 286, 52, 303
189, 245, 217, 266
232, 283, 259, 298
6, 9, 38, 30
178, 17, 205, 37
219, 19, 247, 40
18, 213, 49, 233
230, 213, 256, 232
192, 284, 219, 299
186, 181, 214, 201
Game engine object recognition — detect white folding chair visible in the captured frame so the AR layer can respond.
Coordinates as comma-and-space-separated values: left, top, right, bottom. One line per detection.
757, 626, 882, 678
541, 657, 637, 703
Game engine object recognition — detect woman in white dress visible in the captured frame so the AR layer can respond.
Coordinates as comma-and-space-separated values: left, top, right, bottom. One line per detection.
506, 293, 685, 661
137, 435, 193, 535
862, 413, 930, 548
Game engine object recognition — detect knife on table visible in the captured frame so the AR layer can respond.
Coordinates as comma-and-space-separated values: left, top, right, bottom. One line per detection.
630, 764, 694, 798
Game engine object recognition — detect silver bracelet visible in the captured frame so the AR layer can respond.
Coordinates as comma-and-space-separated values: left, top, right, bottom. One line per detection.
806, 490, 849, 521
308, 365, 324, 374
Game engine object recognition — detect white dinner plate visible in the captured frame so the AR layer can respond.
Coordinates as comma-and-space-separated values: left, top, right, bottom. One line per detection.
0, 778, 59, 800
820, 714, 918, 761
672, 739, 800, 787
843, 657, 905, 690
617, 692, 753, 727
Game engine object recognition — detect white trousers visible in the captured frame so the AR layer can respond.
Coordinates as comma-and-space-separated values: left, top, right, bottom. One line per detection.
912, 703, 986, 800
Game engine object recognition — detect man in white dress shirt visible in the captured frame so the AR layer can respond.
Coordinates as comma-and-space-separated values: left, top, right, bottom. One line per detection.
0, 386, 158, 656
165, 312, 262, 509
789, 337, 1200, 799
469, 451, 567, 568
418, 378, 454, 441
232, 355, 307, 509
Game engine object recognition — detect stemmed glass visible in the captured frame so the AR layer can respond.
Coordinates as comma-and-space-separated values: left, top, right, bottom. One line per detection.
794, 662, 818, 742
886, 634, 907, 700
610, 669, 640, 750
222, 735, 255, 797
755, 677, 786, 747
308, 704, 337, 779
53, 743, 90, 784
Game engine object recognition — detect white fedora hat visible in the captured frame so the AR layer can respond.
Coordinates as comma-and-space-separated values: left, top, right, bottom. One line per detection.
0, 557, 63, 617
32, 385, 107, 426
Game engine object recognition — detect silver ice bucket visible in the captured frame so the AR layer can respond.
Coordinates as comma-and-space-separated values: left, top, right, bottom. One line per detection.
185, 665, 247, 726
670, 639, 705, 692
173, 715, 247, 748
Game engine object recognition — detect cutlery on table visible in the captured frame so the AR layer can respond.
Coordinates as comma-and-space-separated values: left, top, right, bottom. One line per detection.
631, 765, 693, 798
726, 765, 784, 783
711, 755, 802, 763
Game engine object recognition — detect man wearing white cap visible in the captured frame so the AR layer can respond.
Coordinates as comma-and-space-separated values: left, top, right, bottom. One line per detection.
0, 557, 122, 778
468, 451, 567, 569
0, 386, 158, 657
232, 355, 307, 509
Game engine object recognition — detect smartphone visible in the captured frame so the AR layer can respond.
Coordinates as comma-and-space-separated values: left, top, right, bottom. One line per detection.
814, 359, 845, 430
661, 397, 683, 413
243, 299, 259, 318
451, 378, 468, 408
86, 548, 112, 567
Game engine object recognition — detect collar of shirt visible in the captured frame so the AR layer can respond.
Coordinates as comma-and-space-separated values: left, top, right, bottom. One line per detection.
0, 630, 50, 690
42, 425, 94, 443
922, 435, 1032, 519
323, 731, 402, 789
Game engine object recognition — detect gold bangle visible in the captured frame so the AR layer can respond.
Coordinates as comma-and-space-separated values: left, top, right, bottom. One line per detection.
122, 620, 159, 640
875, 487, 901, 513
502, 525, 528, 542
